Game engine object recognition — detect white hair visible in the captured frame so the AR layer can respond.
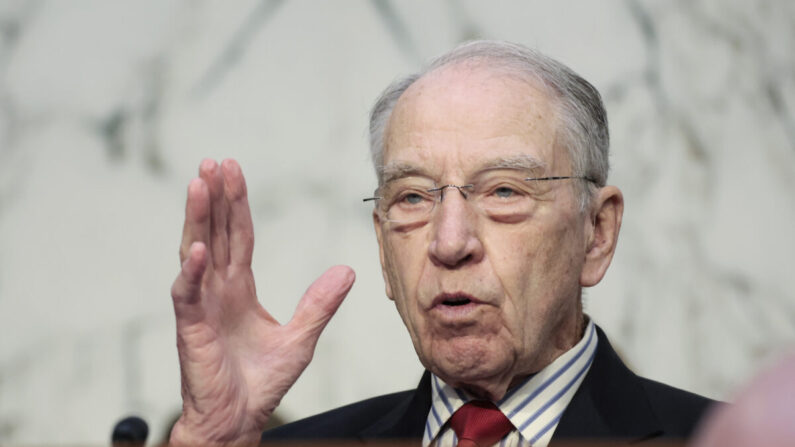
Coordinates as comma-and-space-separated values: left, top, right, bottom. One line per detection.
368, 40, 610, 210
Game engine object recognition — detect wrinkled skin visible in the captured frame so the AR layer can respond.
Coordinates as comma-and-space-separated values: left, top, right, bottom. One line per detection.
169, 159, 355, 446
373, 65, 623, 400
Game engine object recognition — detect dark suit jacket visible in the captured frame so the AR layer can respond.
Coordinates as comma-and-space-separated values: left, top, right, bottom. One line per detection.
262, 326, 715, 444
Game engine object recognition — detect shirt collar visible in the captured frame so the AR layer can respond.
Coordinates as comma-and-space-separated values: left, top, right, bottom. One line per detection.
423, 319, 598, 446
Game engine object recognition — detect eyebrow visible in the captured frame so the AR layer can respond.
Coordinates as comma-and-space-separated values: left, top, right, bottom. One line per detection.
478, 154, 548, 173
378, 162, 432, 185
378, 154, 548, 185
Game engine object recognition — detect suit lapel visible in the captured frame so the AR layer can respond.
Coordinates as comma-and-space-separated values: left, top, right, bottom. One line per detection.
356, 327, 664, 443
357, 371, 432, 440
552, 326, 663, 444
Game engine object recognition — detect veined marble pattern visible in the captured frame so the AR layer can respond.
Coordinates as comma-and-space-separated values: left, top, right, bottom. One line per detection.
0, 0, 792, 444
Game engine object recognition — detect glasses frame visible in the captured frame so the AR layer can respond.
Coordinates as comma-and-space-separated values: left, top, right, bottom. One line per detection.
363, 175, 597, 223
363, 175, 598, 223
362, 175, 596, 204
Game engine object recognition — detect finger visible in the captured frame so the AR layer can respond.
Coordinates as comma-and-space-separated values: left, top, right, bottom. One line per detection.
171, 242, 208, 308
289, 266, 356, 342
199, 159, 230, 269
179, 178, 211, 266
221, 159, 255, 266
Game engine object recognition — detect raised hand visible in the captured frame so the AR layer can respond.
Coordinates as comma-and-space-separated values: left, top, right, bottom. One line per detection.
169, 159, 355, 446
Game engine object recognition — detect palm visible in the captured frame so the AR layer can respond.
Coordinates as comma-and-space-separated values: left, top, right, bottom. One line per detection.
170, 159, 354, 445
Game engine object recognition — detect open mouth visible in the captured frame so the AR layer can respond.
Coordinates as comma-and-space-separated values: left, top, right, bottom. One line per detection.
433, 292, 479, 308
442, 296, 472, 306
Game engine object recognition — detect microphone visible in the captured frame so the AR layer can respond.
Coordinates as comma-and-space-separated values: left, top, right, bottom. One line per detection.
111, 415, 149, 446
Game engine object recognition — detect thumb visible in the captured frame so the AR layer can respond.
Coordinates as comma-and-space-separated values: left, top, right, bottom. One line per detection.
288, 265, 355, 340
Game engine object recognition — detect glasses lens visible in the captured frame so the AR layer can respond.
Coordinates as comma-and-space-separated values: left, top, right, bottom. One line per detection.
381, 178, 436, 223
472, 170, 538, 219
373, 171, 549, 223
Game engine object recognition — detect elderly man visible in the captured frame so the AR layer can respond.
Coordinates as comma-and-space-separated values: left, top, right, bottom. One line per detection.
169, 41, 713, 446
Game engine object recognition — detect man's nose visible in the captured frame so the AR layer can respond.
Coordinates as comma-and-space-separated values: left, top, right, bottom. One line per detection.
427, 190, 485, 268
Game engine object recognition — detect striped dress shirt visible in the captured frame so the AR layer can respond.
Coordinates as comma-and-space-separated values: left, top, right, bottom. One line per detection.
422, 320, 598, 447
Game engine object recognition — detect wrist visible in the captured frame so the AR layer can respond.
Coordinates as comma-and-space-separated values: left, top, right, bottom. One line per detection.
170, 416, 262, 447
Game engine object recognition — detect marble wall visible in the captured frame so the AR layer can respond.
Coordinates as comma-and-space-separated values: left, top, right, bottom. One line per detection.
0, 0, 793, 444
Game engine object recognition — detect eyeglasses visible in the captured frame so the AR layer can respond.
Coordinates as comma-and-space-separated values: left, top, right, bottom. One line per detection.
363, 171, 595, 224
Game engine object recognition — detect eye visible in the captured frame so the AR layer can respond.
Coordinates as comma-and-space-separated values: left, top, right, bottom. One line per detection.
494, 186, 516, 199
392, 189, 431, 208
402, 193, 424, 205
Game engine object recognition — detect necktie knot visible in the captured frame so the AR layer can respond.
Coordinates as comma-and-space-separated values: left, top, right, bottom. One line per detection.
450, 400, 515, 447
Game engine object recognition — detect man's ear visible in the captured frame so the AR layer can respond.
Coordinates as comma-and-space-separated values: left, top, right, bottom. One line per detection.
580, 186, 624, 287
373, 210, 394, 300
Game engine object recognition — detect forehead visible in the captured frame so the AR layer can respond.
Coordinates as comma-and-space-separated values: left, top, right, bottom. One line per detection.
383, 64, 566, 177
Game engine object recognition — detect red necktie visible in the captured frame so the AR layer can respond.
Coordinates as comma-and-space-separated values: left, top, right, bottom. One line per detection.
449, 400, 515, 447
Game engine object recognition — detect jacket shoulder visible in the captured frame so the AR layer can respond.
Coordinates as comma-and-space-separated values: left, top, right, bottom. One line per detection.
261, 389, 416, 441
638, 376, 717, 436
556, 325, 719, 442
